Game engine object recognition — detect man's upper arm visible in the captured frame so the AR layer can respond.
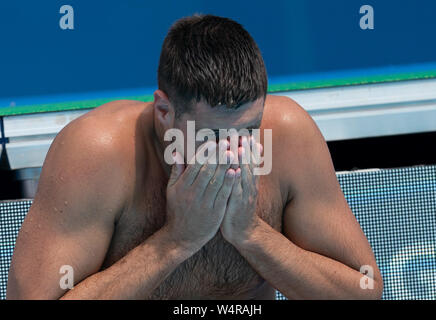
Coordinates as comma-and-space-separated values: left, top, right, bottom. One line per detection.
7, 118, 128, 299
279, 97, 381, 281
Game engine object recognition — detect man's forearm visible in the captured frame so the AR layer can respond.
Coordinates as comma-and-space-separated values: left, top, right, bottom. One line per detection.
61, 226, 195, 299
231, 219, 382, 300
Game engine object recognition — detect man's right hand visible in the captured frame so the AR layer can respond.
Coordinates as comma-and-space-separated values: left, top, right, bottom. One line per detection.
165, 140, 236, 251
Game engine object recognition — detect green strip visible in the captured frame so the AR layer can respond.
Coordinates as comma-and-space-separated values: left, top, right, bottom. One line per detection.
268, 70, 436, 92
0, 95, 155, 117
1, 70, 436, 117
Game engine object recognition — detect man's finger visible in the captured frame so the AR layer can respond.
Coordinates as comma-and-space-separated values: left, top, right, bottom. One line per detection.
182, 140, 218, 185
240, 136, 251, 165
229, 135, 240, 170
241, 145, 260, 196
241, 159, 253, 193
251, 139, 263, 166
250, 142, 262, 183
192, 154, 220, 195
168, 152, 185, 187
214, 168, 236, 211
226, 171, 243, 213
192, 141, 227, 194
204, 151, 235, 203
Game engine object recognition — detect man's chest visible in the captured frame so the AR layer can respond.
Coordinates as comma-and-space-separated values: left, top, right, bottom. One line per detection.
101, 175, 285, 298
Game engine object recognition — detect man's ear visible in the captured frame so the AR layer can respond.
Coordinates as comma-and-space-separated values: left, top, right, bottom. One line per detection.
153, 90, 175, 130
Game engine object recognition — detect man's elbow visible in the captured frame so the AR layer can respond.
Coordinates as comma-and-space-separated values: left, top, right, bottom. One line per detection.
364, 277, 383, 300
6, 285, 35, 300
7, 281, 62, 300
372, 278, 384, 300
7, 289, 62, 300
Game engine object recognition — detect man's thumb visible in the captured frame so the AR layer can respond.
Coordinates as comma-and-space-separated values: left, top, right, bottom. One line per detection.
168, 152, 185, 186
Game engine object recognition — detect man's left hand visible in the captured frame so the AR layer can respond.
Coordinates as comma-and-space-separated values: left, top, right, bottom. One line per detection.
220, 136, 263, 245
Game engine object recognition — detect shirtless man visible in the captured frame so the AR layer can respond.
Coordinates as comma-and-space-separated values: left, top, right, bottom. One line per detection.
7, 14, 383, 300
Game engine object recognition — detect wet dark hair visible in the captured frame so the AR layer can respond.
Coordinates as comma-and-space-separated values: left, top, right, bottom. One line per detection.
157, 14, 268, 117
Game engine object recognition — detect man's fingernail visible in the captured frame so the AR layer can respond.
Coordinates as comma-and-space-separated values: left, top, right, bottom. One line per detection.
236, 168, 241, 177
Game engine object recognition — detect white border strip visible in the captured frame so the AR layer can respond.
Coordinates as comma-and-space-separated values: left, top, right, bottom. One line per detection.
4, 109, 92, 169
273, 78, 436, 141
3, 109, 91, 138
4, 78, 436, 169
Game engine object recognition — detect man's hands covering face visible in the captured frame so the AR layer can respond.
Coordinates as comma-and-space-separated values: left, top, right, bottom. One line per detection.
165, 136, 262, 251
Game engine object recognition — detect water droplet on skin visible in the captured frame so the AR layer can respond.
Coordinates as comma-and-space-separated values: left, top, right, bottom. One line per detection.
64, 201, 68, 205
54, 207, 58, 212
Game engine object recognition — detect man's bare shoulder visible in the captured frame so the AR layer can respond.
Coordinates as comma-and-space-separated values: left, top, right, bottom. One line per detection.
57, 98, 152, 172
39, 100, 152, 217
263, 95, 330, 200
77, 99, 151, 129
63, 99, 151, 154
263, 94, 320, 148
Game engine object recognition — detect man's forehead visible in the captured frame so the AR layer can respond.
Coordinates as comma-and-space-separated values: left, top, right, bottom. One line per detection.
184, 97, 264, 129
